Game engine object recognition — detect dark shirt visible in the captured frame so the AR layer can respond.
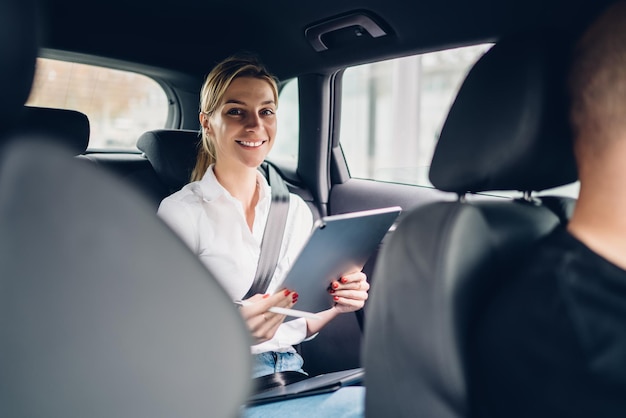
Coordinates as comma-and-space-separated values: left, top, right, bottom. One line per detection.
469, 226, 626, 418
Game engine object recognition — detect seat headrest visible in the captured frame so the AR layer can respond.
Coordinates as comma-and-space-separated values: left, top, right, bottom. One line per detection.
137, 129, 201, 193
429, 32, 578, 194
12, 106, 90, 155
0, 0, 38, 137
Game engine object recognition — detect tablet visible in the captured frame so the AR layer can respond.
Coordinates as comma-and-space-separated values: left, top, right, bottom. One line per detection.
246, 368, 364, 406
279, 206, 401, 314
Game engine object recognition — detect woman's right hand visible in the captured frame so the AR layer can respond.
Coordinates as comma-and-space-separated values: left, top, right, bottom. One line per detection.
239, 289, 298, 344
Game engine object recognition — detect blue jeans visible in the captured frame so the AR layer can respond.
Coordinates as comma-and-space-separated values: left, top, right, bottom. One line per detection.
251, 351, 306, 378
245, 352, 364, 417
241, 386, 365, 418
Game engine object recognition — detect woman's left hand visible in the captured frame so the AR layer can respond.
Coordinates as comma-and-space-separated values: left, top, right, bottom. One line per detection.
304, 271, 369, 337
328, 271, 369, 314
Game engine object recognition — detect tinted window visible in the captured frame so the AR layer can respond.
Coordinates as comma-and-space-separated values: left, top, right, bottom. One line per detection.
340, 44, 492, 187
27, 58, 169, 151
271, 78, 299, 166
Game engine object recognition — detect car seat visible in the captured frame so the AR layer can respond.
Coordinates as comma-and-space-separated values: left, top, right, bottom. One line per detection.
362, 31, 578, 418
0, 0, 37, 140
12, 106, 90, 155
0, 1, 252, 417
137, 128, 201, 195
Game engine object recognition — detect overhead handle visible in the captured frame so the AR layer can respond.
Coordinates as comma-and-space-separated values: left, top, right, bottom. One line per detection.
305, 12, 387, 52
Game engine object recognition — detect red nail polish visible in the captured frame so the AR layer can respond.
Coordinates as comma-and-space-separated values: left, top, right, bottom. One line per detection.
292, 293, 298, 302
284, 289, 291, 296
341, 277, 348, 284
329, 289, 335, 294
332, 282, 339, 289
263, 294, 270, 299
333, 296, 339, 301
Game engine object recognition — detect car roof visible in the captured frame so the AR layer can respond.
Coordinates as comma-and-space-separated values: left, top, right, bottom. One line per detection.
37, 0, 610, 81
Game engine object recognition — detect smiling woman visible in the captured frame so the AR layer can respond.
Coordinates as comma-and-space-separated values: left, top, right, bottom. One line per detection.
157, 54, 368, 417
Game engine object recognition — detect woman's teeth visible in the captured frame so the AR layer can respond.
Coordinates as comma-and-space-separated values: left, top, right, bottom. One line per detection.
238, 140, 264, 147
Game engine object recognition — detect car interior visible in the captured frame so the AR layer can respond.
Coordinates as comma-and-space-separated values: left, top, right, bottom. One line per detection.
1, 0, 617, 416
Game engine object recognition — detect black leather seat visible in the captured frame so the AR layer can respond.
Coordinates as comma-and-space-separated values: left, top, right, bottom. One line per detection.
137, 128, 201, 195
0, 1, 251, 416
12, 106, 90, 155
79, 129, 200, 209
362, 32, 578, 417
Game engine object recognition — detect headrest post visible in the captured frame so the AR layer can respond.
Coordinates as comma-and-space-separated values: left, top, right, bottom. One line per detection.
522, 190, 533, 202
457, 193, 467, 203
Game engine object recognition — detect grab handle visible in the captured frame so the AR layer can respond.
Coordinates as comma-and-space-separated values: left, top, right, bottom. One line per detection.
305, 12, 387, 52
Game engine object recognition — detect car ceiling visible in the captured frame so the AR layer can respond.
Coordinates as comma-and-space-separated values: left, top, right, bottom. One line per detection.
38, 0, 609, 81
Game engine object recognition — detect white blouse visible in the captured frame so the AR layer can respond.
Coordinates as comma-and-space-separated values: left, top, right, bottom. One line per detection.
157, 165, 314, 354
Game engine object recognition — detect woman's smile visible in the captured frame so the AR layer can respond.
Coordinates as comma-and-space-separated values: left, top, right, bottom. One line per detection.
236, 139, 267, 148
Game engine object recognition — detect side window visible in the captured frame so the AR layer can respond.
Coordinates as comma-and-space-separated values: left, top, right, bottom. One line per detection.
26, 57, 169, 151
271, 78, 299, 166
339, 44, 492, 187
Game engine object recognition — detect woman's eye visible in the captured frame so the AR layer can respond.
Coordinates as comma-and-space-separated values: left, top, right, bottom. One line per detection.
261, 109, 275, 116
227, 108, 243, 116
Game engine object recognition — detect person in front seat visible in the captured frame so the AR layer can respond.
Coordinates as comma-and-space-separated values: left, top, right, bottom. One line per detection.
470, 2, 626, 417
158, 54, 368, 417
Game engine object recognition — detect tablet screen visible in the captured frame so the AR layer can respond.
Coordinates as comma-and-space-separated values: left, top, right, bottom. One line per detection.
279, 206, 401, 314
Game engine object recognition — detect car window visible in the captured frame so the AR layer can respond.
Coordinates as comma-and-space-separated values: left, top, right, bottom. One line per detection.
270, 78, 299, 166
339, 44, 492, 187
26, 57, 169, 151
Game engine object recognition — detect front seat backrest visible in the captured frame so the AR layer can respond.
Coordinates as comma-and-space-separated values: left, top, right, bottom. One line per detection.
0, 1, 252, 416
363, 32, 577, 418
0, 140, 252, 417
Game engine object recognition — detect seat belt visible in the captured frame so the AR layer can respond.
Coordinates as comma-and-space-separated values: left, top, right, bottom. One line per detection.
243, 164, 317, 390
243, 162, 290, 299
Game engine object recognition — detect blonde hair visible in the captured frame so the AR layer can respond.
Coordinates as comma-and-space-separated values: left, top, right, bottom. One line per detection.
191, 54, 279, 182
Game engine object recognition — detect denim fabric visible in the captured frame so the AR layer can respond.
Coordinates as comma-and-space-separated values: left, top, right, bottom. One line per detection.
251, 351, 306, 378
241, 386, 365, 418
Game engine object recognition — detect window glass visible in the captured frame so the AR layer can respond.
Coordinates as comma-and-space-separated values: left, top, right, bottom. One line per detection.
340, 44, 492, 187
26, 57, 169, 151
270, 78, 299, 166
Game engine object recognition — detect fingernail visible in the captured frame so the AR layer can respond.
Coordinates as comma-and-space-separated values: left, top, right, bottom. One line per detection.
333, 296, 339, 301
284, 289, 291, 296
341, 277, 348, 284
263, 294, 270, 299
292, 293, 298, 302
332, 282, 339, 289
329, 288, 335, 294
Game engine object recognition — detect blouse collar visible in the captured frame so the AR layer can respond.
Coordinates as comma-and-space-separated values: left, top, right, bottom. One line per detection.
194, 164, 271, 204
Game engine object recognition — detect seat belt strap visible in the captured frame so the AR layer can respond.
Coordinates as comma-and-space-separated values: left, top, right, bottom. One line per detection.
243, 162, 290, 299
